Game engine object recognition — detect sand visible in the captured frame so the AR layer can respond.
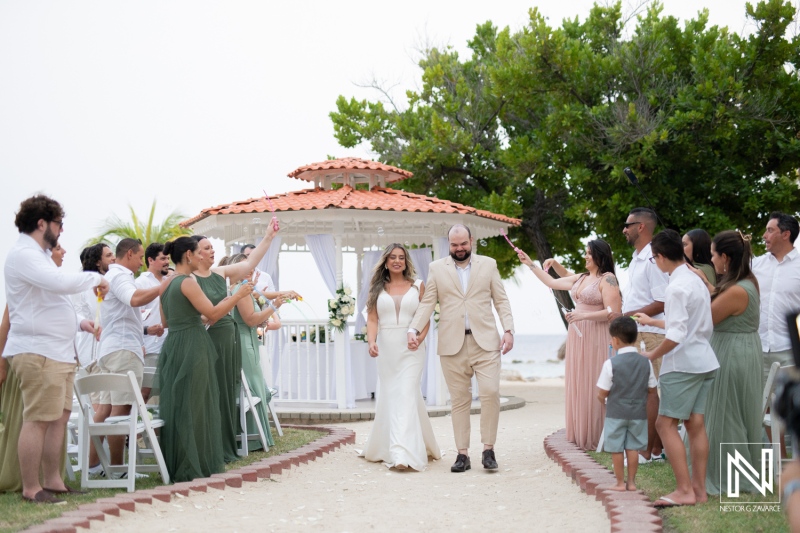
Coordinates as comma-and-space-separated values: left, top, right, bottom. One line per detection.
91, 379, 609, 532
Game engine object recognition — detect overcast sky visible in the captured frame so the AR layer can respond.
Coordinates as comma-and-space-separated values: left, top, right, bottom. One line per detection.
0, 1, 777, 334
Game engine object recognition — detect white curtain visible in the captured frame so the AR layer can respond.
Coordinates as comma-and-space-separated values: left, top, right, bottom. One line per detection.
355, 251, 382, 333
435, 237, 449, 262
306, 234, 355, 408
255, 235, 281, 290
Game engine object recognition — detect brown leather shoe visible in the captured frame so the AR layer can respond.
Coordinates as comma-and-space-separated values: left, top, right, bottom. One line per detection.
22, 490, 65, 504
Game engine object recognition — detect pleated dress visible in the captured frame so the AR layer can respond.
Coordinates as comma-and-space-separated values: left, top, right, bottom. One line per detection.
704, 279, 762, 495
232, 291, 274, 451
158, 275, 224, 482
195, 273, 241, 463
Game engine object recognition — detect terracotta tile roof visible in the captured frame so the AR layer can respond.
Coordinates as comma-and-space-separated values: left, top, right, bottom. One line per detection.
288, 157, 413, 182
182, 186, 520, 227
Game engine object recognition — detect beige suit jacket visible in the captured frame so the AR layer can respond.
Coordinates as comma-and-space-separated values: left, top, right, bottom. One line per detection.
410, 254, 514, 356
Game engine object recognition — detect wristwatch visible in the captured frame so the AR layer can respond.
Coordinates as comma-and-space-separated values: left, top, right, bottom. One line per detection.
505, 329, 514, 335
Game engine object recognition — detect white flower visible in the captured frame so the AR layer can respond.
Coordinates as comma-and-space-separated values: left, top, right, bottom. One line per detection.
341, 306, 351, 316
361, 326, 367, 334
434, 303, 440, 313
328, 299, 337, 310
331, 318, 342, 327
343, 287, 352, 296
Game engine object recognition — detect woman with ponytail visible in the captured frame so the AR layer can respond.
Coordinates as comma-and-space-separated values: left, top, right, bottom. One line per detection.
693, 230, 762, 495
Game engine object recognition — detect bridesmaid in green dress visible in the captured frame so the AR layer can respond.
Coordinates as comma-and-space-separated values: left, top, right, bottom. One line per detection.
158, 237, 255, 482
191, 222, 279, 462
692, 230, 762, 495
227, 254, 286, 450
682, 229, 717, 286
0, 306, 23, 492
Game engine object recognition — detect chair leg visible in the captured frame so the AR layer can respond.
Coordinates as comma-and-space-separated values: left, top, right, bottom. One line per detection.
268, 399, 283, 437
238, 387, 248, 457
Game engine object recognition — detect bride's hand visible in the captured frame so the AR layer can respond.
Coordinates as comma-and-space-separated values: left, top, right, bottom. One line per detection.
368, 341, 379, 358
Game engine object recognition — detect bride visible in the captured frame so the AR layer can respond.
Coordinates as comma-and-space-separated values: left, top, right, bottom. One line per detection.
360, 243, 441, 471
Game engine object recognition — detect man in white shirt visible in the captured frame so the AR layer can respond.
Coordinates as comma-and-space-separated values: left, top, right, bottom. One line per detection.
90, 238, 164, 472
621, 207, 669, 462
3, 195, 108, 503
136, 242, 168, 401
74, 243, 115, 369
644, 230, 719, 508
752, 212, 800, 385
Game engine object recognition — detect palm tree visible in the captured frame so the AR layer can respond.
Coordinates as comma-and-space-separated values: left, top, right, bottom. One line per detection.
87, 200, 193, 253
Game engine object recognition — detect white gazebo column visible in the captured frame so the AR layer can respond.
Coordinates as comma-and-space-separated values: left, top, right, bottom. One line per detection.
432, 234, 449, 407
334, 223, 347, 409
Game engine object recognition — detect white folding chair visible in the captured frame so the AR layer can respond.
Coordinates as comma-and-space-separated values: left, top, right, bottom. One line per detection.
141, 366, 159, 408
267, 386, 283, 437
74, 371, 170, 492
762, 362, 791, 474
237, 370, 268, 456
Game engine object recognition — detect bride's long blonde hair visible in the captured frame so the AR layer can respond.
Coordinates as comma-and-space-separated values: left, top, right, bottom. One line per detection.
366, 243, 417, 313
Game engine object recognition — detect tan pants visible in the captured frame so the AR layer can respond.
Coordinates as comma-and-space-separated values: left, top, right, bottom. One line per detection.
440, 334, 500, 450
638, 332, 665, 379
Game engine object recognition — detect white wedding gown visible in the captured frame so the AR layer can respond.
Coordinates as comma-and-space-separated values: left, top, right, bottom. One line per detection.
360, 281, 441, 470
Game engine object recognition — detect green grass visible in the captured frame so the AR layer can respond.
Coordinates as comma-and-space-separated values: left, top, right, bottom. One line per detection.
588, 451, 789, 533
0, 428, 321, 533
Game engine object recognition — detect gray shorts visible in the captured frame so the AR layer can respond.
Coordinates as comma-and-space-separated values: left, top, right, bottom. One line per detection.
97, 350, 143, 406
763, 349, 794, 388
659, 370, 716, 420
603, 417, 648, 453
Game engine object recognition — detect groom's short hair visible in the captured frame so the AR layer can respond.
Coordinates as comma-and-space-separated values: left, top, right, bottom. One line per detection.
448, 224, 472, 239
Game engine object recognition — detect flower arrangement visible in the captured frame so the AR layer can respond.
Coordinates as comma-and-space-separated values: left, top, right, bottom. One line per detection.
433, 303, 441, 325
353, 326, 368, 342
328, 284, 355, 332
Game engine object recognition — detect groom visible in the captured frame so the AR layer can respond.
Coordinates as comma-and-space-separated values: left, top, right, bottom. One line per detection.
408, 224, 514, 472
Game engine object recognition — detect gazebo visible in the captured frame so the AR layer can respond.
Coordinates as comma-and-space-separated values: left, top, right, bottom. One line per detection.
183, 157, 521, 409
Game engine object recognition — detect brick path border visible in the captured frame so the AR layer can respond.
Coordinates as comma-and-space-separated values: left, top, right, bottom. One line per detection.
22, 425, 355, 533
543, 428, 663, 533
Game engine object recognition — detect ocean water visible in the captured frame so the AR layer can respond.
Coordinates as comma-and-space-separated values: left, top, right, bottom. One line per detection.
502, 334, 566, 379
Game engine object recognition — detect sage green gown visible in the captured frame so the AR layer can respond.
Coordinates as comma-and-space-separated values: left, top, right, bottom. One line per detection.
195, 273, 240, 463
704, 279, 763, 495
232, 291, 274, 451
158, 275, 224, 482
0, 364, 23, 492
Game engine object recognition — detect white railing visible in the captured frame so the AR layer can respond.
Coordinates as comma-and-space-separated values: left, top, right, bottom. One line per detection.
263, 319, 340, 406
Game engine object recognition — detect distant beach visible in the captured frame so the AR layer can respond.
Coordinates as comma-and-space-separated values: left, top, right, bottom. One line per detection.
502, 333, 566, 380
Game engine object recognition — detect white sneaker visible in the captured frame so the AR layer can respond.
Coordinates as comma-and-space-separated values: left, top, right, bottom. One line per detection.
87, 463, 105, 476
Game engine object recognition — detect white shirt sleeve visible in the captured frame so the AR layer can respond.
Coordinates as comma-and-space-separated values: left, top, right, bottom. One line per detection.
647, 263, 669, 303
664, 285, 690, 345
596, 359, 613, 390
16, 247, 102, 295
111, 272, 137, 306
648, 362, 658, 388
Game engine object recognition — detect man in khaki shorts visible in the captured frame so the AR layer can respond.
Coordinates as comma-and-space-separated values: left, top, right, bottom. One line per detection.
3, 195, 107, 503
89, 238, 165, 476
621, 207, 669, 463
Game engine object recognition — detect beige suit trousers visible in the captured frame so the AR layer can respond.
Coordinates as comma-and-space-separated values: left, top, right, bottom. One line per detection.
440, 333, 501, 450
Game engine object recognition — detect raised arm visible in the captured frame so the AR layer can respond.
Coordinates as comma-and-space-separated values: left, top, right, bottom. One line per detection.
213, 217, 279, 280
517, 249, 581, 291
180, 277, 254, 322
235, 291, 282, 328
709, 285, 748, 326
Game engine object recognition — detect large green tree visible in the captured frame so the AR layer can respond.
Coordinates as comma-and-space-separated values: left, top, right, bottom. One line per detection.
331, 0, 800, 272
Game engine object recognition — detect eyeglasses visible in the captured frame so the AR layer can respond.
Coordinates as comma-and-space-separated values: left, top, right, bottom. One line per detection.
623, 222, 641, 229
648, 256, 657, 264
51, 219, 63, 229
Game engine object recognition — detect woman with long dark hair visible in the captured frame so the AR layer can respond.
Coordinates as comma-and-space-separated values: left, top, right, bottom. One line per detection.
360, 243, 441, 470
157, 237, 254, 481
683, 229, 716, 286
518, 240, 622, 450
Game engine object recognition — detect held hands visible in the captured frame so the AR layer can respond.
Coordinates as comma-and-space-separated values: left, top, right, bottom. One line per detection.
368, 341, 379, 358
407, 332, 420, 351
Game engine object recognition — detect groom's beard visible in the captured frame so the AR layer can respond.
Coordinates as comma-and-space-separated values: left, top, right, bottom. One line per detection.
43, 226, 59, 249
450, 249, 471, 262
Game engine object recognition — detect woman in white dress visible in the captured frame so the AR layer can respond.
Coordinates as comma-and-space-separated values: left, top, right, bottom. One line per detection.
360, 244, 441, 471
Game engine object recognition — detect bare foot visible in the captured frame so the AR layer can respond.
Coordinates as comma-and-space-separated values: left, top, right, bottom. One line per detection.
394, 464, 407, 471
693, 489, 708, 504
609, 483, 626, 492
627, 483, 637, 491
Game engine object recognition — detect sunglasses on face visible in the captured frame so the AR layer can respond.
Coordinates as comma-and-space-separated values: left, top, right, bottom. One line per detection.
623, 222, 641, 229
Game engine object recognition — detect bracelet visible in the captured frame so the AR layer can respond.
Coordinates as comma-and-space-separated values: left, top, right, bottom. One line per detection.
143, 326, 148, 335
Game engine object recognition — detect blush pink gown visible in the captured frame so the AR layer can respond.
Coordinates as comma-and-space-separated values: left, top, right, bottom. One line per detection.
565, 275, 611, 450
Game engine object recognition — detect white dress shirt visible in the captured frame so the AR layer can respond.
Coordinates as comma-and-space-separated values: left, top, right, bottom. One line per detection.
3, 234, 102, 363
752, 248, 800, 352
660, 264, 719, 375
135, 271, 167, 355
455, 260, 471, 330
622, 242, 669, 334
73, 286, 101, 367
596, 346, 658, 391
97, 264, 144, 362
